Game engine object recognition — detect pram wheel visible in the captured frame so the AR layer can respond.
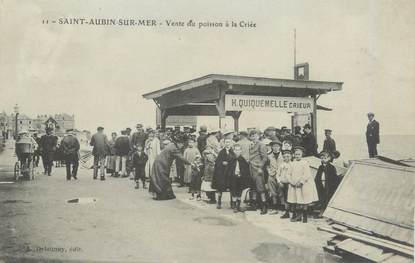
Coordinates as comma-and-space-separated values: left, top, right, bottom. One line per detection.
14, 161, 20, 181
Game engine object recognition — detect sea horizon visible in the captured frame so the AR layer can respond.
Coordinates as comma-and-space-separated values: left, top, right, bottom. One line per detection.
317, 134, 415, 162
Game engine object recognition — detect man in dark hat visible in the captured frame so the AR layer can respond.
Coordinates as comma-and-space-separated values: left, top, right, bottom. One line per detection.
61, 129, 80, 180
39, 127, 58, 176
249, 129, 269, 215
294, 126, 302, 136
301, 124, 318, 157
131, 124, 147, 150
366, 112, 380, 158
90, 126, 109, 180
114, 130, 131, 177
322, 129, 336, 158
197, 125, 208, 153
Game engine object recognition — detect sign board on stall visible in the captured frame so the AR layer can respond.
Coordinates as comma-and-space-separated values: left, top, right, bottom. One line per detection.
225, 94, 314, 113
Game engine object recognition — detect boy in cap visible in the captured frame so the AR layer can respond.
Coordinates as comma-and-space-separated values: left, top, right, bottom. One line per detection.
183, 137, 200, 192
249, 129, 269, 215
212, 137, 235, 209
189, 155, 203, 201
266, 140, 283, 214
132, 144, 148, 189
229, 144, 251, 212
315, 151, 339, 217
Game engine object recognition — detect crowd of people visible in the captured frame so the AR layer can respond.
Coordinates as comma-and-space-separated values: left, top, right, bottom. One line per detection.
86, 123, 345, 223
12, 112, 381, 224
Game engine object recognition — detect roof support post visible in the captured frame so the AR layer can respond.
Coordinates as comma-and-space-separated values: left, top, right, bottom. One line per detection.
230, 111, 242, 132
215, 81, 227, 129
160, 109, 168, 131
312, 94, 317, 138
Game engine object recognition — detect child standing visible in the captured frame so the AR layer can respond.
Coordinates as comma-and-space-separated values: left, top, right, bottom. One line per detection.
276, 150, 293, 219
287, 146, 318, 223
229, 144, 251, 213
183, 138, 201, 193
132, 145, 148, 189
212, 137, 235, 209
315, 151, 339, 216
266, 140, 283, 214
201, 146, 218, 204
190, 155, 203, 201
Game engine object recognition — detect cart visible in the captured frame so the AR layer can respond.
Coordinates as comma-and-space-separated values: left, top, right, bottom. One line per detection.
14, 142, 36, 181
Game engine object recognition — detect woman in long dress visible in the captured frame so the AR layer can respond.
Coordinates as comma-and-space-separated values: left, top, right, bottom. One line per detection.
144, 130, 161, 179
149, 133, 190, 200
106, 132, 117, 176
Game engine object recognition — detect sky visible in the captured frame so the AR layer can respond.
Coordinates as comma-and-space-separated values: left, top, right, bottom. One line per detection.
0, 0, 414, 135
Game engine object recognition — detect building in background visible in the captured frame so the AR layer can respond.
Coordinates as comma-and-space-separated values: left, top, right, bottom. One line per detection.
0, 110, 78, 138
16, 114, 33, 133
0, 111, 9, 139
54, 113, 75, 132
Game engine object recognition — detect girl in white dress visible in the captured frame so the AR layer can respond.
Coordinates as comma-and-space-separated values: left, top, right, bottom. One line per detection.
287, 146, 318, 223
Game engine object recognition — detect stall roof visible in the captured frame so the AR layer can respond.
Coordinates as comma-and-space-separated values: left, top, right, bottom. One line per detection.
142, 74, 343, 99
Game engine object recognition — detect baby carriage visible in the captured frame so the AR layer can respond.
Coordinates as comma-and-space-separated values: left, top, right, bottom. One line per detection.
14, 134, 36, 181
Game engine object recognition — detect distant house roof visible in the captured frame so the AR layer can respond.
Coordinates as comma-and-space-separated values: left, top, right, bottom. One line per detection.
54, 113, 74, 120
18, 114, 31, 120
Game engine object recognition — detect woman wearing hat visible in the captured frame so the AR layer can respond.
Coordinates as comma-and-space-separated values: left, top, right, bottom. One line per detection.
144, 129, 161, 180
149, 133, 191, 200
